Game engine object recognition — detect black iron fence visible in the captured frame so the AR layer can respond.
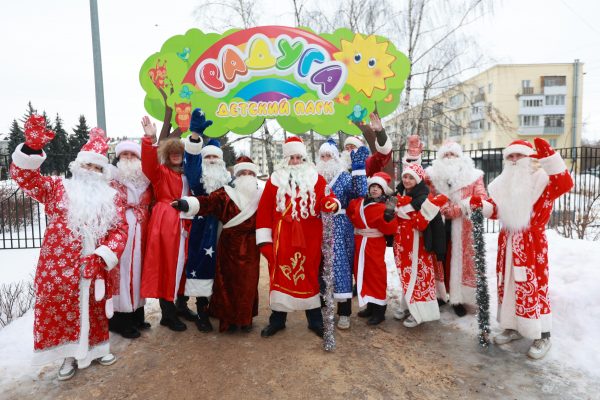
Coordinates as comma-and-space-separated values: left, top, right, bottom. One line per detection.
1, 147, 599, 249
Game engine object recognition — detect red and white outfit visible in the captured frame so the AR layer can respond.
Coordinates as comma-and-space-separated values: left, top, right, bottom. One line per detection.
393, 164, 446, 324
481, 140, 573, 339
10, 125, 127, 367
140, 137, 190, 301
347, 176, 398, 307
112, 142, 153, 314
426, 141, 487, 305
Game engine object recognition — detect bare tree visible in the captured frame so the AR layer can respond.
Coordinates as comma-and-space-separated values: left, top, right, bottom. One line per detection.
193, 0, 260, 30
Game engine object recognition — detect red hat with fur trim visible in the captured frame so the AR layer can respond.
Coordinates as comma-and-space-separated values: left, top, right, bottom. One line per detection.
367, 171, 394, 195
76, 127, 109, 167
233, 155, 259, 176
283, 136, 307, 158
402, 163, 426, 184
502, 139, 534, 159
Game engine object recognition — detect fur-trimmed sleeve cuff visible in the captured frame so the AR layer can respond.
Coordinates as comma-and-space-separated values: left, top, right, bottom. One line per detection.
481, 200, 494, 218
539, 152, 566, 176
375, 135, 393, 155
11, 143, 47, 170
184, 136, 204, 155
420, 199, 440, 221
94, 245, 119, 271
351, 169, 366, 176
180, 196, 200, 218
256, 228, 272, 244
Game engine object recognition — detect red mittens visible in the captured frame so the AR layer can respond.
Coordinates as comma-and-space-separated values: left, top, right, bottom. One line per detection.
81, 254, 105, 279
428, 193, 448, 207
24, 114, 55, 150
321, 196, 339, 213
531, 137, 555, 159
470, 195, 483, 210
259, 244, 274, 265
396, 195, 412, 207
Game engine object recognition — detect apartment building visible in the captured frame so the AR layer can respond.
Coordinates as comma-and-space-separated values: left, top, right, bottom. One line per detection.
387, 61, 584, 151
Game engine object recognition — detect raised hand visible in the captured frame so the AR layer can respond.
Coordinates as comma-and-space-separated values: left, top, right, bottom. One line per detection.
141, 116, 157, 141
24, 114, 55, 150
369, 112, 383, 132
351, 146, 370, 170
190, 108, 213, 136
384, 196, 398, 222
531, 137, 555, 159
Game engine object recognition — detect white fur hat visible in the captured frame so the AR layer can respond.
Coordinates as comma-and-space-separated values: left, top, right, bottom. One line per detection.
344, 136, 364, 149
200, 139, 223, 159
437, 140, 463, 159
233, 156, 259, 176
318, 138, 339, 159
115, 140, 141, 158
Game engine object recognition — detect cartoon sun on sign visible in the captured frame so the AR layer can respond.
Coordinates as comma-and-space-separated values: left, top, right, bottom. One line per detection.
334, 34, 396, 97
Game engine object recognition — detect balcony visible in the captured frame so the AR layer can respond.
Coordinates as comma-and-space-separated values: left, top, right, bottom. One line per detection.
474, 93, 486, 103
543, 85, 567, 95
522, 87, 534, 95
543, 126, 564, 135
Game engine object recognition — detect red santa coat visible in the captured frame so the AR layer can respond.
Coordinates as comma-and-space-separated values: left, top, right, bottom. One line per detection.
140, 137, 190, 301
188, 186, 262, 331
393, 203, 440, 324
426, 169, 487, 306
10, 147, 127, 367
484, 153, 573, 339
347, 198, 398, 306
112, 181, 153, 312
256, 169, 335, 312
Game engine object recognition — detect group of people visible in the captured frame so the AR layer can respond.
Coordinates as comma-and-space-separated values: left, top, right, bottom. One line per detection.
10, 107, 572, 382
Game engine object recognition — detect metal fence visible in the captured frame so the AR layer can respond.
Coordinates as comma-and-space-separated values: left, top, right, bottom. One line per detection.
1, 147, 599, 249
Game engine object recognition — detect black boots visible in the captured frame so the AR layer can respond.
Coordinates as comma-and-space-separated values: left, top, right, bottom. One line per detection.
357, 303, 374, 318
159, 299, 187, 332
367, 304, 387, 326
195, 297, 213, 332
109, 312, 141, 339
176, 295, 198, 321
261, 311, 287, 337
306, 308, 324, 337
452, 304, 467, 317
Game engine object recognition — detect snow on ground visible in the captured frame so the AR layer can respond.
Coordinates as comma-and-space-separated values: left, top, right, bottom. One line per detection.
440, 230, 600, 379
0, 232, 598, 388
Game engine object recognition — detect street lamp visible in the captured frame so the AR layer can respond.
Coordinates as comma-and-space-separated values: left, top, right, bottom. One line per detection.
89, 0, 106, 130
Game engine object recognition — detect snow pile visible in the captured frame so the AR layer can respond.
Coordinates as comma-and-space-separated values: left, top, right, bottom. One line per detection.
441, 230, 600, 378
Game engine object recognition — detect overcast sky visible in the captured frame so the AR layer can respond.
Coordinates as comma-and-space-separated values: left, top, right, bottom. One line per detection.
1, 0, 599, 144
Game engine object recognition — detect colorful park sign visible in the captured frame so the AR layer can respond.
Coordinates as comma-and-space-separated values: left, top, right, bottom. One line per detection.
139, 26, 410, 137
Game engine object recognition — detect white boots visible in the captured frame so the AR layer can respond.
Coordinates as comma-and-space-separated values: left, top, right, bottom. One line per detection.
494, 329, 552, 359
57, 353, 117, 381
494, 329, 523, 345
337, 316, 350, 330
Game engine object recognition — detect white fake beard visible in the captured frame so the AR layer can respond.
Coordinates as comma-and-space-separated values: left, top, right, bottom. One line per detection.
201, 158, 231, 194
275, 162, 317, 220
340, 150, 352, 170
233, 175, 260, 209
116, 158, 149, 190
316, 158, 344, 183
64, 164, 118, 251
428, 156, 479, 197
488, 157, 536, 232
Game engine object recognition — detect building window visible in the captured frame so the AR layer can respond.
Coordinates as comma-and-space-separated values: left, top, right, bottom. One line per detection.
523, 99, 543, 107
549, 139, 557, 147
545, 95, 565, 105
487, 122, 492, 130
544, 115, 564, 127
478, 86, 484, 94
487, 140, 492, 148
488, 83, 493, 93
449, 94, 463, 107
470, 143, 474, 150
477, 142, 483, 150
522, 80, 531, 88
472, 106, 482, 114
521, 115, 540, 126
432, 102, 443, 116
543, 76, 566, 86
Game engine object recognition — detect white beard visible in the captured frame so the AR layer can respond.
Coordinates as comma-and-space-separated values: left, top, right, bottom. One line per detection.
340, 150, 352, 170
64, 165, 118, 252
233, 175, 260, 210
116, 158, 150, 191
274, 162, 317, 220
488, 158, 538, 232
427, 156, 482, 199
201, 159, 231, 194
316, 158, 344, 183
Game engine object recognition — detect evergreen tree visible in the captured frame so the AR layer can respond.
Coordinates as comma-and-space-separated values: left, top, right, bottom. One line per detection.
218, 133, 237, 167
6, 119, 24, 163
45, 114, 69, 175
69, 115, 90, 161
19, 101, 37, 125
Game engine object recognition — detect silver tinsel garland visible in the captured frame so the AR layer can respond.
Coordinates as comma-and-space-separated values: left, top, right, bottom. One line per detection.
321, 206, 336, 351
471, 208, 491, 347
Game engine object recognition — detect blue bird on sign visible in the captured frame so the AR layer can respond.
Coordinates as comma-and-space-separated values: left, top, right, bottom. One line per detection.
347, 104, 368, 123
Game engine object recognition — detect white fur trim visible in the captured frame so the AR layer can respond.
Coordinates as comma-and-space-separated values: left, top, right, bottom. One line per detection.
105, 298, 114, 319
11, 143, 47, 170
401, 168, 422, 184
402, 154, 422, 167
437, 142, 463, 159
367, 176, 393, 195
351, 169, 366, 176
94, 245, 119, 271
503, 144, 534, 159
76, 151, 108, 167
94, 279, 105, 301
420, 199, 439, 221
184, 136, 203, 155
180, 196, 199, 218
283, 141, 307, 158
233, 162, 259, 176
184, 278, 213, 297
344, 136, 363, 149
115, 141, 141, 158
269, 291, 321, 312
375, 136, 392, 155
256, 228, 273, 244
319, 141, 340, 158
539, 152, 566, 176
200, 145, 223, 159
481, 200, 494, 218
396, 204, 414, 219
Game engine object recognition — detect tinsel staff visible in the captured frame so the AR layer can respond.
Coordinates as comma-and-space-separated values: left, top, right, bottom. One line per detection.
471, 208, 491, 347
321, 187, 336, 352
